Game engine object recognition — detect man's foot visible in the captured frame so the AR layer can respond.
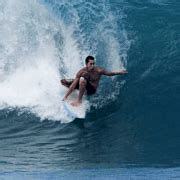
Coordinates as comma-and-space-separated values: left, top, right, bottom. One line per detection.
71, 100, 82, 107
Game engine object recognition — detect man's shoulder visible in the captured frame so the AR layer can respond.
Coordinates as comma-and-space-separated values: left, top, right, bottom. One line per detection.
78, 67, 87, 73
95, 66, 105, 73
82, 67, 87, 71
76, 67, 87, 78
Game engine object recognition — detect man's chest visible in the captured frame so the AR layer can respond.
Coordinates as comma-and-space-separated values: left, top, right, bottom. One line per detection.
88, 71, 101, 82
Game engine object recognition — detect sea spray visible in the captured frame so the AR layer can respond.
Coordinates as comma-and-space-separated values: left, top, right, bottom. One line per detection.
0, 0, 130, 121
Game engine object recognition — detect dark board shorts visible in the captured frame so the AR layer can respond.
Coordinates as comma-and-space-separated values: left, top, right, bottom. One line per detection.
61, 79, 96, 95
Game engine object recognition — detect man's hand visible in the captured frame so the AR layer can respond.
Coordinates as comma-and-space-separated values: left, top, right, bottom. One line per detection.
120, 70, 128, 74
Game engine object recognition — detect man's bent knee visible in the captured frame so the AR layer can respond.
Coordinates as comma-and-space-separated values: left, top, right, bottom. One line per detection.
79, 77, 87, 87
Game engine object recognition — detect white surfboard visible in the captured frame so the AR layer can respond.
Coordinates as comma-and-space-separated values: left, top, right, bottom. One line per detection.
62, 100, 86, 119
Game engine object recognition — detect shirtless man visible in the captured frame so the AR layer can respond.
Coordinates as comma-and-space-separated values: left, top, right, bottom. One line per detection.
61, 56, 128, 106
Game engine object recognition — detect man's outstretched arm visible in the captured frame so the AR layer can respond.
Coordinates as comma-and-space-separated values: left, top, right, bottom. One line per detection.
101, 69, 128, 76
63, 78, 79, 100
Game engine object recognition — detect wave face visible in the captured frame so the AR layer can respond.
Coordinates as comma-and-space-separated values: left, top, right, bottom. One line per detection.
0, 0, 129, 122
0, 0, 179, 174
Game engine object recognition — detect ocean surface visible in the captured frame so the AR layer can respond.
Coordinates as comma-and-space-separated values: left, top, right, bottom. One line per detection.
0, 0, 179, 179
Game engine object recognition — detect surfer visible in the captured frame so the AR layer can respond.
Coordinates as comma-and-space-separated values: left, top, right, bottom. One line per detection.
61, 56, 128, 106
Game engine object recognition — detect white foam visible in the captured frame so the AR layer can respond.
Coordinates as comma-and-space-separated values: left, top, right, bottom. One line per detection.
0, 0, 130, 122
0, 0, 88, 123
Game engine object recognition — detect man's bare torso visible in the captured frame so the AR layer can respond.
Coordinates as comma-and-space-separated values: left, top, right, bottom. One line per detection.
76, 67, 104, 89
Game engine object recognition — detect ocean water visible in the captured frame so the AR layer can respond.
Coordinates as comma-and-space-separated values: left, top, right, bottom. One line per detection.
0, 0, 179, 179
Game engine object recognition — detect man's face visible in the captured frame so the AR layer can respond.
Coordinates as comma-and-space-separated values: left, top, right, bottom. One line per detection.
86, 60, 95, 71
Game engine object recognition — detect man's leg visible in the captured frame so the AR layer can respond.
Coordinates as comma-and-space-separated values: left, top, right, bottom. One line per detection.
78, 77, 87, 102
71, 77, 87, 106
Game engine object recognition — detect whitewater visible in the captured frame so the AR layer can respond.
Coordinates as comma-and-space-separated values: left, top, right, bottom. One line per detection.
0, 0, 130, 123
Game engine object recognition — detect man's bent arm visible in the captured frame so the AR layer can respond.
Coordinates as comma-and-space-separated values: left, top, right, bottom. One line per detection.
63, 78, 79, 100
102, 69, 128, 76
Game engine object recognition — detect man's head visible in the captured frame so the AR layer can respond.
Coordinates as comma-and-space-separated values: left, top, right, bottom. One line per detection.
85, 56, 95, 71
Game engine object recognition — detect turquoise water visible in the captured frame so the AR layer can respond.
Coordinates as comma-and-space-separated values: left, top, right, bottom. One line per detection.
0, 0, 179, 179
1, 168, 180, 179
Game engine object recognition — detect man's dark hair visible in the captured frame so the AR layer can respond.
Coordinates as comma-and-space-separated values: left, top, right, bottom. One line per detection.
85, 56, 94, 64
